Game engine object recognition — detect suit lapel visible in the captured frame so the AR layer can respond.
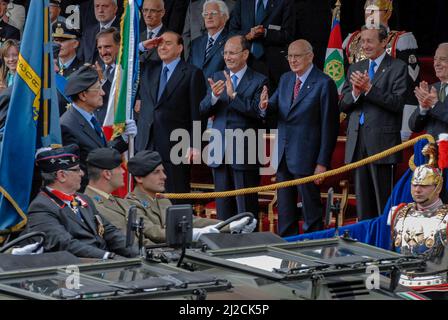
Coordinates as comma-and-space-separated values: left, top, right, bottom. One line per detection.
78, 205, 98, 235
148, 63, 162, 103
248, 0, 256, 26
261, 0, 275, 25
203, 30, 227, 66
235, 68, 253, 96
290, 67, 317, 112
157, 61, 185, 107
198, 36, 208, 65
371, 54, 390, 87
71, 108, 104, 147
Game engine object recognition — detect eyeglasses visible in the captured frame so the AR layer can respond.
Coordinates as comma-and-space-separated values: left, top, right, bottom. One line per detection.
221, 50, 244, 57
285, 52, 311, 61
142, 8, 163, 14
202, 10, 220, 18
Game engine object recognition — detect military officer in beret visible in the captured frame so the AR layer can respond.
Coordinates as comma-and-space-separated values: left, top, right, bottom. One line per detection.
83, 148, 146, 240
25, 144, 138, 259
126, 150, 257, 243
60, 65, 137, 191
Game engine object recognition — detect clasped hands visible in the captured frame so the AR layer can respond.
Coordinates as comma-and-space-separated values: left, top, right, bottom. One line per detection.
350, 71, 372, 97
207, 71, 236, 99
414, 81, 438, 109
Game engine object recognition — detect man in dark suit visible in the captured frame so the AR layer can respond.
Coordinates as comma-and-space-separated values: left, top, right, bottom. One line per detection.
340, 25, 408, 221
26, 144, 138, 259
94, 27, 120, 124
409, 43, 448, 140
60, 65, 137, 190
182, 0, 236, 60
79, 0, 119, 64
139, 0, 167, 63
200, 35, 267, 220
135, 31, 206, 195
188, 0, 229, 79
0, 0, 20, 42
162, 0, 188, 35
260, 39, 339, 237
229, 0, 294, 90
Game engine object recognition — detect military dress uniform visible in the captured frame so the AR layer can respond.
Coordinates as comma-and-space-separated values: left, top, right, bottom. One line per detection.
388, 163, 448, 296
26, 145, 137, 259
390, 201, 448, 292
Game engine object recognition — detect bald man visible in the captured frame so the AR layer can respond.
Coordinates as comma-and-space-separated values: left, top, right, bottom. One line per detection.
259, 39, 339, 237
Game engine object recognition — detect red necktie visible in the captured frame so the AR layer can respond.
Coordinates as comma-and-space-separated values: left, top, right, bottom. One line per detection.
293, 78, 302, 100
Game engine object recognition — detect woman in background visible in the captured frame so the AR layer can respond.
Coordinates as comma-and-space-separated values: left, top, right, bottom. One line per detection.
0, 39, 19, 91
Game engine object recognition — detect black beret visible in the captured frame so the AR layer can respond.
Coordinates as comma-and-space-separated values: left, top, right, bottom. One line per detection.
86, 148, 122, 170
52, 22, 80, 40
128, 151, 163, 177
35, 144, 80, 173
65, 65, 99, 96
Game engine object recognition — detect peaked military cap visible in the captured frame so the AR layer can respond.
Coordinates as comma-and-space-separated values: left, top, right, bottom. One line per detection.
128, 151, 163, 177
87, 148, 122, 170
50, 0, 62, 6
52, 22, 80, 40
65, 65, 99, 96
35, 144, 80, 173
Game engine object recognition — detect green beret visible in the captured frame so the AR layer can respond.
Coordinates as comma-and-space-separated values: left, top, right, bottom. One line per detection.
65, 65, 99, 96
86, 148, 122, 170
128, 151, 163, 177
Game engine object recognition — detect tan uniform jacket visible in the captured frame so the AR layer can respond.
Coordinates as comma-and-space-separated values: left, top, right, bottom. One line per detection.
85, 186, 153, 246
126, 187, 222, 244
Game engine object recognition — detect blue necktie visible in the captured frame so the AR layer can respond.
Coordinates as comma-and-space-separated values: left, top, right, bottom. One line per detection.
359, 60, 377, 126
251, 0, 266, 59
368, 60, 377, 81
231, 74, 238, 90
157, 66, 169, 101
90, 116, 106, 145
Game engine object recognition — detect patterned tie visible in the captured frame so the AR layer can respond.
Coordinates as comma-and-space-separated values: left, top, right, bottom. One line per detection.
440, 82, 447, 103
157, 66, 169, 101
293, 77, 302, 100
90, 116, 106, 145
205, 37, 214, 59
147, 30, 154, 40
231, 74, 238, 90
251, 0, 266, 59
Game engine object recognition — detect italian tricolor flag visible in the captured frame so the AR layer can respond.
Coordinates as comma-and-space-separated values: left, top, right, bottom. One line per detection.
103, 0, 141, 140
324, 0, 345, 95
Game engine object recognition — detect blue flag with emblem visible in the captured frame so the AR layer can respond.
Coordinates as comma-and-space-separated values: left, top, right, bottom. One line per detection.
0, 0, 61, 233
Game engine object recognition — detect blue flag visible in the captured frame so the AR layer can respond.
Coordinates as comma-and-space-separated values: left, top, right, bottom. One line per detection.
0, 0, 61, 232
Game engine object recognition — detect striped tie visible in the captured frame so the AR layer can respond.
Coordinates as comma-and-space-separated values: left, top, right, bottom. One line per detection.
205, 37, 214, 59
